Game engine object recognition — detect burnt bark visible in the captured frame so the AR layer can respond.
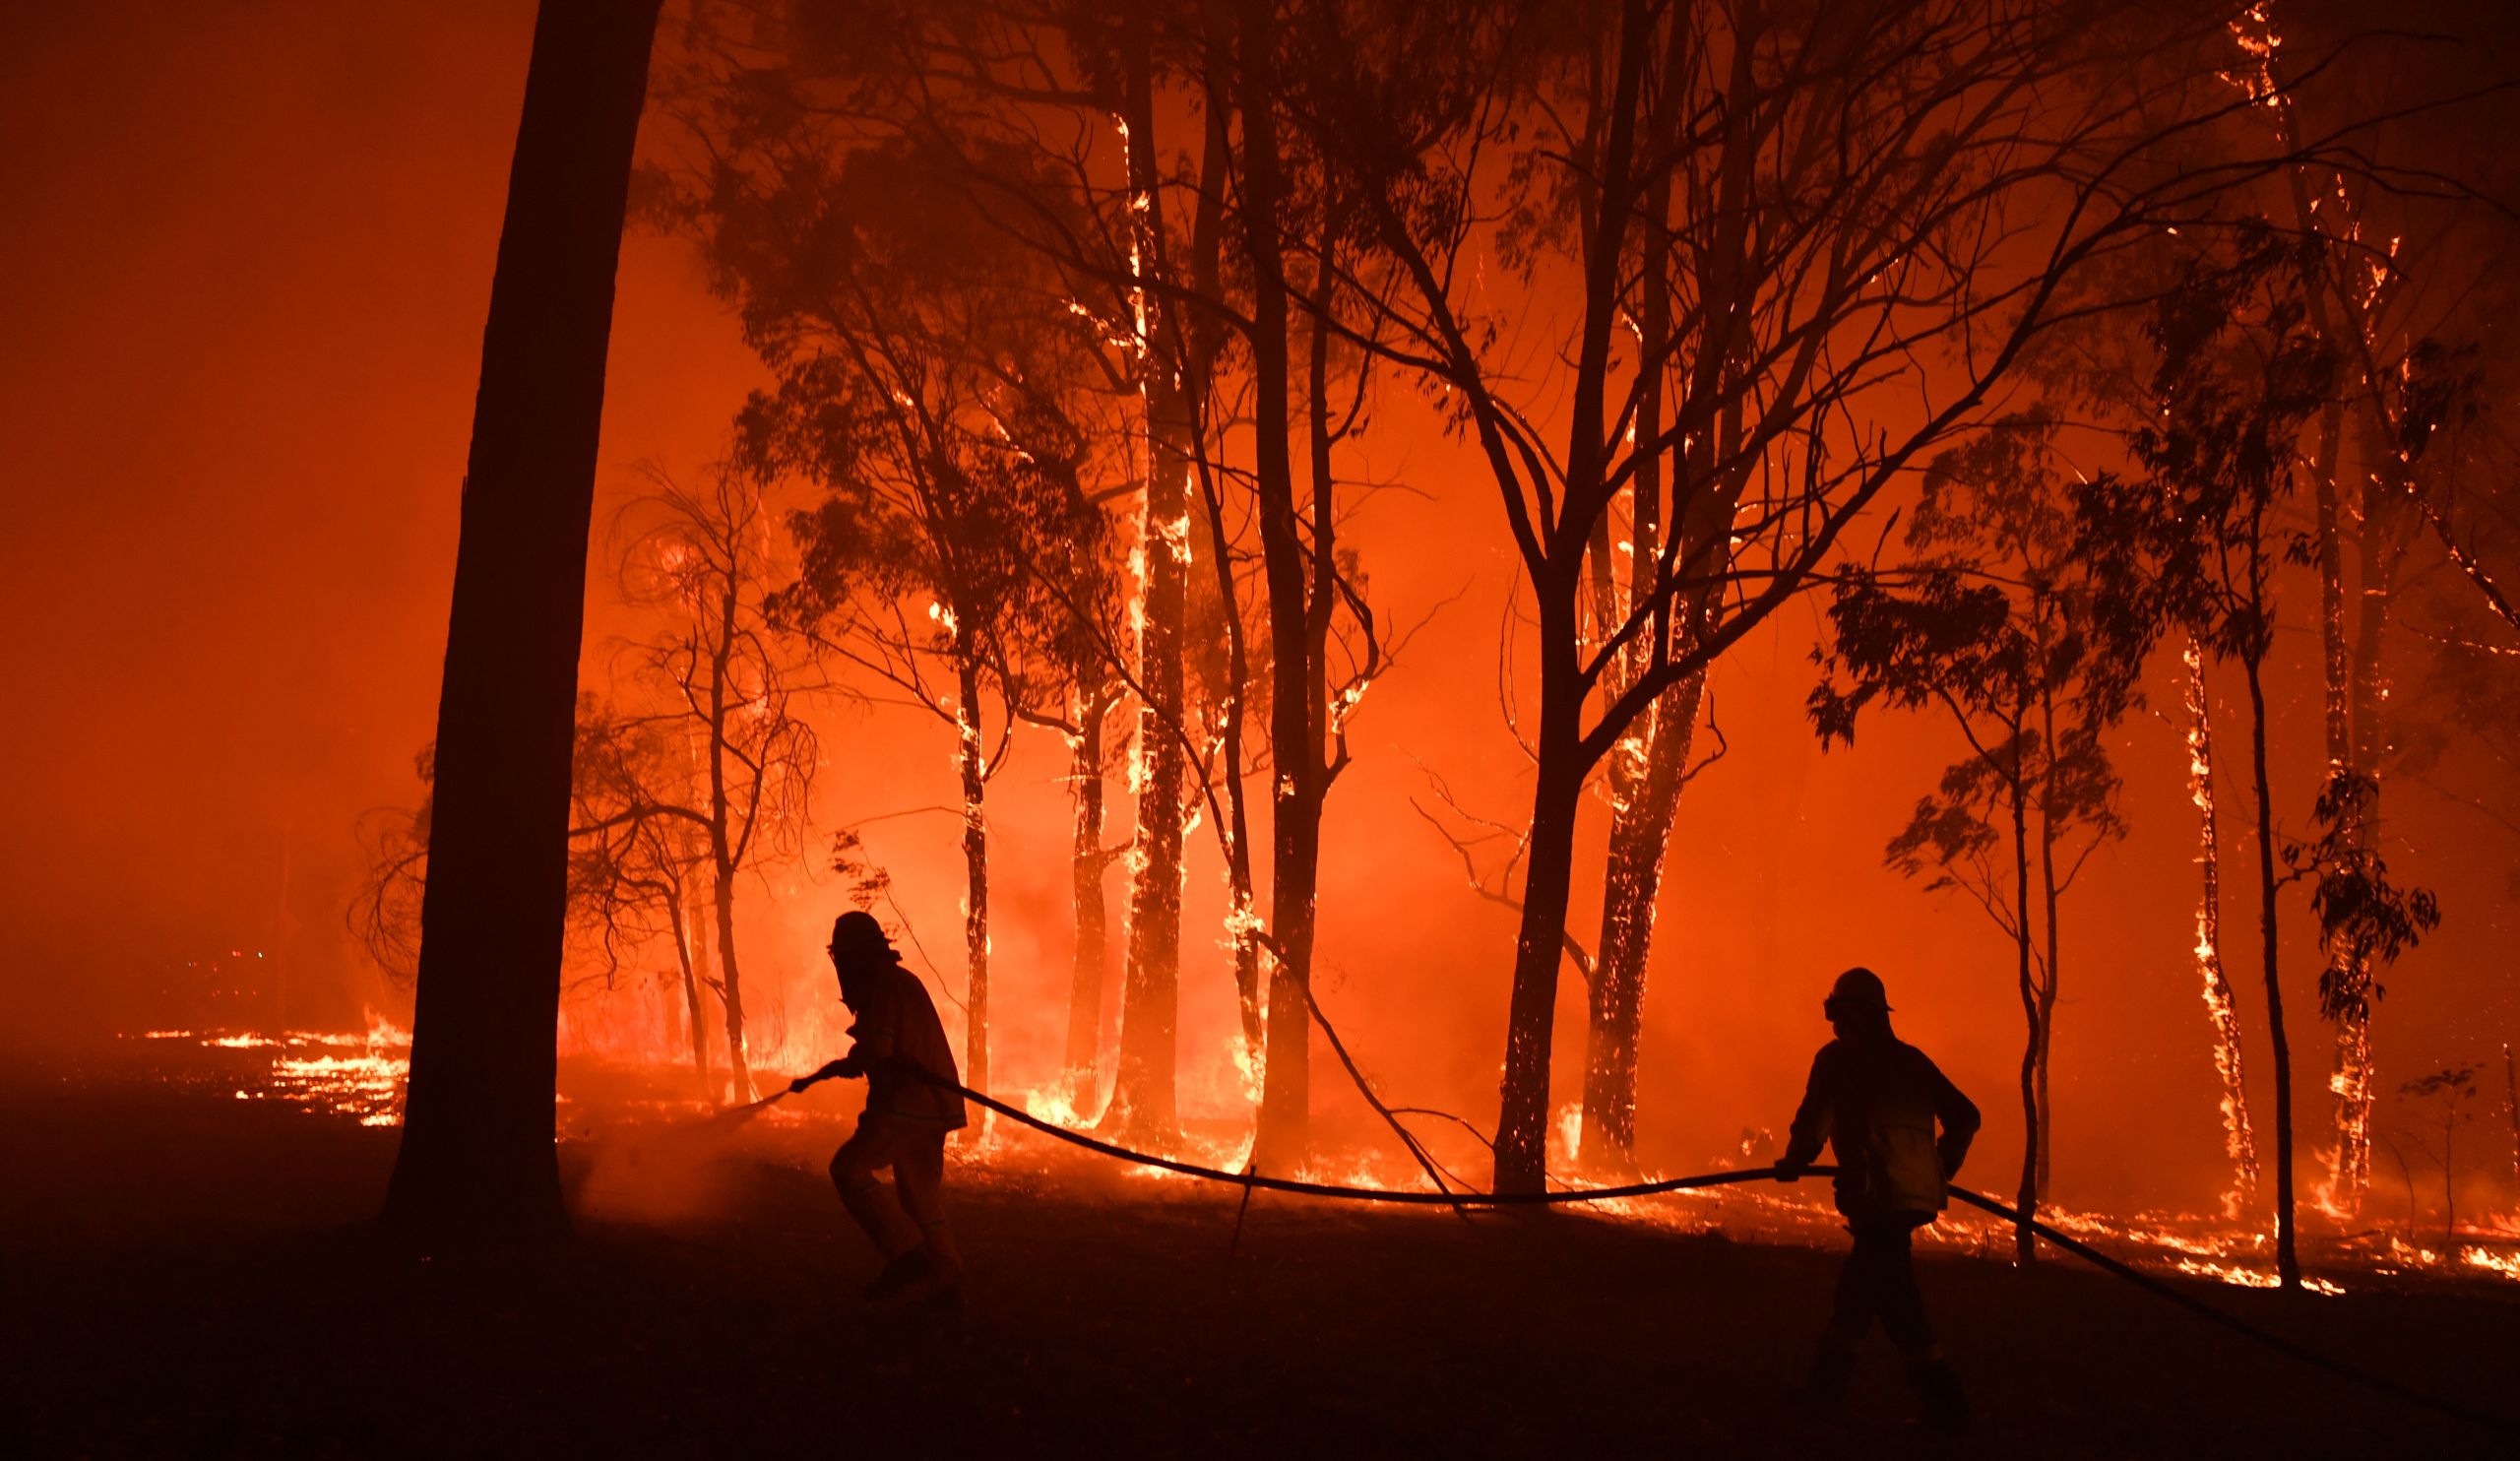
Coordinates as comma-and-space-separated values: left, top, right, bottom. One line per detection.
957, 651, 992, 1102
1103, 4, 1195, 1144
2244, 575, 2302, 1289
1240, 0, 1323, 1175
664, 871, 714, 1105
1577, 669, 1701, 1169
2010, 743, 2041, 1264
384, 0, 662, 1239
1062, 667, 1112, 1106
2183, 641, 2260, 1212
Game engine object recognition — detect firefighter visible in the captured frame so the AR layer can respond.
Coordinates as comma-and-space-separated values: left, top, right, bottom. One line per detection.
1775, 966, 1980, 1432
791, 911, 969, 1305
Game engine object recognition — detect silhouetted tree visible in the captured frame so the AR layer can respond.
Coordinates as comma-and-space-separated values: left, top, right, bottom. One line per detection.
384, 0, 663, 1239
1814, 413, 2128, 1256
1314, 0, 2315, 1193
608, 462, 819, 1103
698, 134, 1114, 1105
2078, 226, 2337, 1288
565, 705, 720, 1102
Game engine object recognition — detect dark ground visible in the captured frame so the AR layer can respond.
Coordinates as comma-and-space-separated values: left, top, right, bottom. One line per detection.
2, 1070, 2513, 1459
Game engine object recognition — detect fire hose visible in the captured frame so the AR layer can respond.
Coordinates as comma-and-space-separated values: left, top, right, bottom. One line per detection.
752, 1069, 2515, 1434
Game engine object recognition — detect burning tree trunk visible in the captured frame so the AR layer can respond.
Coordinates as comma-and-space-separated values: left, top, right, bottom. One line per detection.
1102, 8, 1194, 1145
1576, 139, 1703, 1172
1577, 667, 1702, 1169
956, 649, 992, 1102
2305, 384, 2371, 1216
384, 0, 661, 1239
2182, 639, 2260, 1215
2328, 410, 2407, 1213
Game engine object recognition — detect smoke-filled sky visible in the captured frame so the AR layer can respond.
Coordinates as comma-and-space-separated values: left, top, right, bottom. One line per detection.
3, 0, 2515, 1217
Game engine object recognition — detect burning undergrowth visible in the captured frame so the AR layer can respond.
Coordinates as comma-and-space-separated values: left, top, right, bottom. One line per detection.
111, 1025, 2520, 1299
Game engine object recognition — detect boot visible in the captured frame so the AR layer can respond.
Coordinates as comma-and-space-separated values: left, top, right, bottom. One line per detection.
1906, 1356, 1966, 1436
1788, 1336, 1857, 1420
862, 1250, 931, 1302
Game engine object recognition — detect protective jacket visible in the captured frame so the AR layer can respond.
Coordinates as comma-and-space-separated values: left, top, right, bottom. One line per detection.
1783, 1031, 1979, 1221
840, 961, 968, 1130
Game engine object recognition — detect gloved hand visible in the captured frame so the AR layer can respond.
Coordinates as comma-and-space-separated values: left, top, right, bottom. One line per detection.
788, 1057, 856, 1094
1773, 1160, 1807, 1183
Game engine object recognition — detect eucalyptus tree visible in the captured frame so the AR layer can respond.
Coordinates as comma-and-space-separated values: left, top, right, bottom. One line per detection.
1812, 413, 2129, 1257
385, 0, 663, 1238
1302, 0, 2332, 1192
698, 136, 1118, 1103
2077, 227, 2338, 1288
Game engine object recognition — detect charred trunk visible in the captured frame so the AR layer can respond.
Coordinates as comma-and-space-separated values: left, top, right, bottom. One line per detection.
1241, 0, 1320, 1175
2010, 759, 2040, 1265
957, 652, 991, 1103
1063, 672, 1110, 1107
712, 858, 750, 1104
383, 0, 662, 1239
665, 880, 713, 1106
1578, 669, 1702, 1170
2245, 629, 2301, 1289
2183, 640, 2259, 1213
1103, 10, 1191, 1144
1494, 596, 1588, 1194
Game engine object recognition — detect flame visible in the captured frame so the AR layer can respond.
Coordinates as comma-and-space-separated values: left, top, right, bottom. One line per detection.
2462, 1248, 2520, 1283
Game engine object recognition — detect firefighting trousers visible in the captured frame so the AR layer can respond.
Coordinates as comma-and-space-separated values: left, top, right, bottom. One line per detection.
1829, 1217, 1934, 1355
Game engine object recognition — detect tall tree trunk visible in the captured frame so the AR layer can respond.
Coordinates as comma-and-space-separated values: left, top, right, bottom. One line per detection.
2244, 610, 2301, 1289
1578, 669, 1702, 1170
2503, 1043, 2517, 1192
711, 857, 749, 1104
664, 876, 713, 1105
1240, 0, 1321, 1175
384, 0, 662, 1239
2010, 756, 2040, 1264
2183, 639, 2260, 1215
1103, 6, 1191, 1144
1576, 123, 1684, 1174
957, 651, 991, 1104
2330, 411, 2403, 1214
2035, 678, 2062, 1201
1063, 670, 1110, 1108
2307, 385, 2367, 1217
1494, 596, 1590, 1194
1492, 0, 1652, 1195
707, 575, 750, 1103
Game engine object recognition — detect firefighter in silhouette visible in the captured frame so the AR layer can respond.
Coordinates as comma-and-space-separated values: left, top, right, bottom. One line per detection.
1775, 967, 1980, 1432
790, 911, 968, 1304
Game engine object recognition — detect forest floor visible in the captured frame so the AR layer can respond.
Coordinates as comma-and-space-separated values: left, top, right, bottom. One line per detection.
2, 1055, 2514, 1459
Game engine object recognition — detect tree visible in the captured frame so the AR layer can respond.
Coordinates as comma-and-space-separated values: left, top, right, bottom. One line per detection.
2178, 639, 2262, 1217
608, 462, 820, 1103
2395, 1064, 2480, 1250
384, 0, 664, 1239
696, 131, 1115, 1107
1813, 413, 2128, 1256
2078, 226, 2338, 1288
1310, 0, 2309, 1192
565, 706, 721, 1103
354, 708, 724, 1103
